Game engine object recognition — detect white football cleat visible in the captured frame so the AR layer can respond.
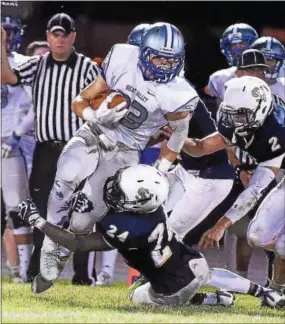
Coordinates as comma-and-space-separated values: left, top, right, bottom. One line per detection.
261, 288, 285, 308
95, 271, 113, 286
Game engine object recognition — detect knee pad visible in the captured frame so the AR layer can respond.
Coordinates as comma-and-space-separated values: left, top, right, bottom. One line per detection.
275, 234, 285, 259
189, 255, 211, 286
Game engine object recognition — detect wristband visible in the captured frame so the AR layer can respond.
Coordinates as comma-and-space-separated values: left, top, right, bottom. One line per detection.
157, 157, 172, 172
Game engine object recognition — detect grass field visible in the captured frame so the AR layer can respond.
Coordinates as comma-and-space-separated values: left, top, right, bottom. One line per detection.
2, 277, 284, 323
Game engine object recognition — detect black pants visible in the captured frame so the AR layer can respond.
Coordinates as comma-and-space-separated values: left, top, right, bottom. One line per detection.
27, 141, 95, 284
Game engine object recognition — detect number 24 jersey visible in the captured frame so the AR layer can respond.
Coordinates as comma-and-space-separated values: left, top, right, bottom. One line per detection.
97, 207, 200, 295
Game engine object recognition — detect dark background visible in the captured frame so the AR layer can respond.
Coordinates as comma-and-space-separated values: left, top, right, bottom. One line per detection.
3, 1, 285, 89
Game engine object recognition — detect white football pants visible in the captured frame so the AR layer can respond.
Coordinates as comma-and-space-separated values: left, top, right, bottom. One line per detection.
45, 124, 140, 236
247, 176, 285, 258
2, 135, 35, 234
165, 164, 233, 241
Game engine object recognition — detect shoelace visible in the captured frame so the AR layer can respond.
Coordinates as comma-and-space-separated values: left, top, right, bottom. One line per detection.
42, 249, 60, 270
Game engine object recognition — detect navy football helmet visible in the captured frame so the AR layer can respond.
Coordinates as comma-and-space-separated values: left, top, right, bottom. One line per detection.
127, 23, 150, 47
2, 16, 24, 53
251, 36, 285, 82
220, 23, 258, 66
138, 22, 185, 83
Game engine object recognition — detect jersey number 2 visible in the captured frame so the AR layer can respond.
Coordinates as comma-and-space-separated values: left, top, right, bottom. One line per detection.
148, 223, 173, 268
120, 100, 148, 129
269, 137, 281, 152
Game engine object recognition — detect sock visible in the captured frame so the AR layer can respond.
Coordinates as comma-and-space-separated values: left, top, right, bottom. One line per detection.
248, 283, 264, 297
206, 268, 250, 294
17, 244, 33, 281
102, 250, 118, 278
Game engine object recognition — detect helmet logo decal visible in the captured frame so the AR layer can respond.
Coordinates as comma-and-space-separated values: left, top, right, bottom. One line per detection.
251, 86, 267, 102
159, 47, 175, 54
135, 187, 153, 205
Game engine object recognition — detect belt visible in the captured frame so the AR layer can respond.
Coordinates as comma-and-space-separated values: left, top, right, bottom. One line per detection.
38, 141, 67, 150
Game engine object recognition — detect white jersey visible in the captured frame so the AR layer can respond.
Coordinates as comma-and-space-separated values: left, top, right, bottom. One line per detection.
270, 77, 285, 101
99, 44, 198, 150
1, 52, 33, 138
208, 66, 284, 101
207, 67, 237, 100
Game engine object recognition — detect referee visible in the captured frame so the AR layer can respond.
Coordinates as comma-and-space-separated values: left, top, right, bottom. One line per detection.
1, 13, 100, 283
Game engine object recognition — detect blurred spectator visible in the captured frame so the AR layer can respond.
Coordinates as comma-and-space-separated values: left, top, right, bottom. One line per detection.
1, 16, 39, 283
1, 12, 100, 285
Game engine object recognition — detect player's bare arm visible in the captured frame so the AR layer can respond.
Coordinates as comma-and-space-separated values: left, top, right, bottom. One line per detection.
183, 131, 228, 157
72, 74, 109, 118
1, 27, 18, 85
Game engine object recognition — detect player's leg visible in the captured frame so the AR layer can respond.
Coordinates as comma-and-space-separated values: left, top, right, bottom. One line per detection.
40, 135, 99, 282
70, 145, 140, 234
227, 215, 253, 278
247, 179, 285, 293
96, 250, 118, 286
167, 165, 233, 241
2, 148, 32, 282
206, 267, 285, 307
130, 256, 234, 306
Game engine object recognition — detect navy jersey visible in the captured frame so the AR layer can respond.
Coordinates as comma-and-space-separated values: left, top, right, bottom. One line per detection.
97, 207, 201, 294
218, 100, 285, 168
180, 100, 235, 179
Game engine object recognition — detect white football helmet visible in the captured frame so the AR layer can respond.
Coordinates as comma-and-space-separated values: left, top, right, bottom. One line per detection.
219, 76, 273, 136
103, 164, 169, 213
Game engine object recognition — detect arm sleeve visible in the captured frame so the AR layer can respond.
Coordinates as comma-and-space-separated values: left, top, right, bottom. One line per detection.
225, 165, 276, 224
13, 55, 41, 86
40, 222, 112, 252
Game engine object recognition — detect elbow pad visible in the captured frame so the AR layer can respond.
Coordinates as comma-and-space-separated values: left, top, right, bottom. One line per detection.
226, 166, 276, 224
167, 114, 190, 153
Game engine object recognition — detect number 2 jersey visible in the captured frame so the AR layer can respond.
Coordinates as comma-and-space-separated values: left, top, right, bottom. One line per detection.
97, 207, 201, 295
218, 96, 285, 169
98, 44, 199, 150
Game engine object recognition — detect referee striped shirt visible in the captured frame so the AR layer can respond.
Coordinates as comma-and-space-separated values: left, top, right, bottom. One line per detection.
13, 50, 100, 142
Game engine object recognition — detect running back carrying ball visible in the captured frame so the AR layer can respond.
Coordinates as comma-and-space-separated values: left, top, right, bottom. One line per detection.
82, 90, 130, 125
89, 90, 128, 110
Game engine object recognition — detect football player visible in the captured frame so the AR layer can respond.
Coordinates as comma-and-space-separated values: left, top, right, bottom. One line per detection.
205, 23, 258, 107
251, 36, 285, 101
184, 76, 285, 295
1, 16, 44, 282
36, 22, 200, 290
18, 164, 284, 308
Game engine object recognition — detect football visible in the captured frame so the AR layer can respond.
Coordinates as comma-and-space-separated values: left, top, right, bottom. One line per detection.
89, 90, 128, 110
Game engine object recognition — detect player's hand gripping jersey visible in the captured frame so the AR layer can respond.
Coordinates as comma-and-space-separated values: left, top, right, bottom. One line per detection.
99, 44, 198, 150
